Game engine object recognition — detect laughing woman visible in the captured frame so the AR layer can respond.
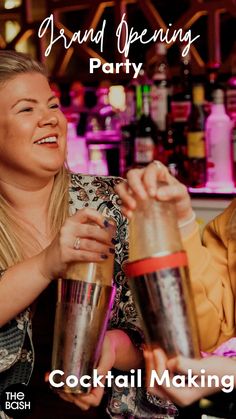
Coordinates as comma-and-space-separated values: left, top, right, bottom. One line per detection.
0, 50, 177, 419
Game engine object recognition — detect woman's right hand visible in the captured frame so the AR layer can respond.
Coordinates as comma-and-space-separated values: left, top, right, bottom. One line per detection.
0, 208, 116, 326
41, 208, 115, 280
116, 161, 193, 225
144, 349, 236, 407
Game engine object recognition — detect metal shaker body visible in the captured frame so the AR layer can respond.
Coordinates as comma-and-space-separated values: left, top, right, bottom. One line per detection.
52, 219, 116, 394
125, 194, 200, 358
127, 263, 199, 358
52, 279, 115, 394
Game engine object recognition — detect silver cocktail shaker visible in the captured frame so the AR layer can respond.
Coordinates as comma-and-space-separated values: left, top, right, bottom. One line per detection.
51, 219, 116, 394
124, 194, 200, 358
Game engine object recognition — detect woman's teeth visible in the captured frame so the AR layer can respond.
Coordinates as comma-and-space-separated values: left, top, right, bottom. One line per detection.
35, 136, 57, 144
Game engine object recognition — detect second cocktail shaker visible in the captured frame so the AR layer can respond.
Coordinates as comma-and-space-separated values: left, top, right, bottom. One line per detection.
124, 193, 200, 358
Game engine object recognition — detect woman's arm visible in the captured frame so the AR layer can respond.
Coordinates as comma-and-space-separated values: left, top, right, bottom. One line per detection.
115, 161, 236, 351
60, 329, 143, 411
0, 253, 52, 326
144, 348, 236, 407
106, 329, 143, 370
0, 208, 115, 326
182, 210, 235, 351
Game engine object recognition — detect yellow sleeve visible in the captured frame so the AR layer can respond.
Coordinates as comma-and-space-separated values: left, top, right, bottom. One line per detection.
182, 204, 236, 352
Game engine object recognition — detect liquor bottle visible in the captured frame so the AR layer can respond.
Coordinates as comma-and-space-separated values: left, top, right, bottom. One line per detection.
66, 114, 88, 174
206, 89, 234, 191
170, 45, 192, 162
86, 87, 119, 134
165, 113, 189, 184
205, 61, 220, 115
187, 84, 206, 188
76, 87, 97, 136
226, 45, 236, 186
179, 45, 192, 103
231, 116, 236, 185
226, 45, 236, 118
124, 194, 200, 358
150, 42, 169, 134
120, 82, 138, 175
165, 114, 177, 174
172, 44, 192, 106
226, 76, 236, 118
125, 82, 137, 125
134, 85, 158, 167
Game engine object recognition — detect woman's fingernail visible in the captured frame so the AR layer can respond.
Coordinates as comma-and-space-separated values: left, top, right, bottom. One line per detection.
109, 248, 115, 254
103, 219, 109, 228
111, 238, 117, 245
101, 254, 108, 259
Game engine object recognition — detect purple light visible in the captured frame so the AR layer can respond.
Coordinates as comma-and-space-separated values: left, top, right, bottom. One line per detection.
189, 186, 236, 194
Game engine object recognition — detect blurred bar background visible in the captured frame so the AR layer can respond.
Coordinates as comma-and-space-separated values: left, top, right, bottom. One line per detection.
1, 1, 236, 418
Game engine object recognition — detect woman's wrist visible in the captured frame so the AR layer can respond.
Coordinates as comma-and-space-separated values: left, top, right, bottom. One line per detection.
106, 329, 143, 370
178, 211, 196, 228
39, 238, 66, 281
36, 248, 59, 283
178, 211, 197, 238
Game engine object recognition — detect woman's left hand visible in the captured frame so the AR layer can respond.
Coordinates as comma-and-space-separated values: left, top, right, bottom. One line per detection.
115, 161, 193, 224
59, 331, 116, 410
144, 349, 236, 407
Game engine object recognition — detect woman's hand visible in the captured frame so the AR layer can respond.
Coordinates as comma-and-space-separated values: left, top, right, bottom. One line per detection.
59, 331, 117, 410
115, 161, 193, 225
59, 329, 143, 411
0, 208, 116, 325
41, 208, 115, 280
144, 348, 236, 407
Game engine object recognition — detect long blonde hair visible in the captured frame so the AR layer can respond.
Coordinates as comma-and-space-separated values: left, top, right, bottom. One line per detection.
0, 50, 70, 268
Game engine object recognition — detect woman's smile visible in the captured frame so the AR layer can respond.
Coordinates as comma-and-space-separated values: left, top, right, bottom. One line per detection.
33, 134, 59, 148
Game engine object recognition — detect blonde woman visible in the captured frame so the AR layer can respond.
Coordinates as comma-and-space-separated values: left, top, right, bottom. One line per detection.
0, 51, 177, 419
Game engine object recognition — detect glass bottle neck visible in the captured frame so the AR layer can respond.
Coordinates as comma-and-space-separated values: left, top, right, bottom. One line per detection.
211, 103, 226, 113
142, 92, 150, 116
136, 85, 143, 119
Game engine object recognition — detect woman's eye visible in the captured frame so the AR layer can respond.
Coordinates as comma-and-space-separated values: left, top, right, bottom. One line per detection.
49, 103, 60, 109
19, 107, 33, 113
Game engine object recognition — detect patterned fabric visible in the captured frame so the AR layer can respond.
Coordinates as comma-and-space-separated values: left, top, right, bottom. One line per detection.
0, 174, 178, 418
0, 309, 33, 419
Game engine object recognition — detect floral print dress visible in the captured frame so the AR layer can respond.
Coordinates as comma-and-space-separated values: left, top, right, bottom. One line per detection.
0, 174, 177, 419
